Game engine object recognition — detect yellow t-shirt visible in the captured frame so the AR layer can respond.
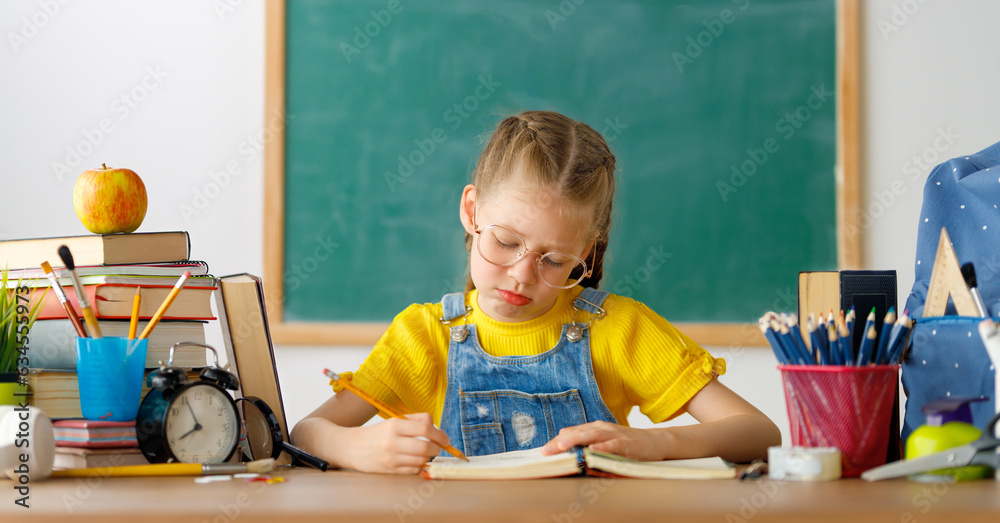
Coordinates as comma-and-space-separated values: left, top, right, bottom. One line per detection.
348, 287, 725, 426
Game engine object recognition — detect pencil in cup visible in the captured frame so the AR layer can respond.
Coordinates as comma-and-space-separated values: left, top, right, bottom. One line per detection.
138, 271, 190, 340
322, 369, 469, 461
855, 308, 877, 365
128, 286, 141, 339
766, 308, 910, 366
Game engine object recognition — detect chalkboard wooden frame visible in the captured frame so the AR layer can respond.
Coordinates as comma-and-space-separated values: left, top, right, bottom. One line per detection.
262, 0, 861, 347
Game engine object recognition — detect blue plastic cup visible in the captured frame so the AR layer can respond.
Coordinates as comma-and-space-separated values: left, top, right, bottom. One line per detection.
75, 336, 148, 421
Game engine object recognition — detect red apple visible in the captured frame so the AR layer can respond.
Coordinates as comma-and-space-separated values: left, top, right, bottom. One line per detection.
73, 164, 148, 234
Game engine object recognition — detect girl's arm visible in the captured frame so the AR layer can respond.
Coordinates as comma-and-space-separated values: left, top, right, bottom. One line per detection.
540, 379, 780, 463
290, 390, 454, 474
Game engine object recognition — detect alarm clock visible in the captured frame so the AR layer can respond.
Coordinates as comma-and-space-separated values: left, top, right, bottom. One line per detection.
136, 342, 240, 464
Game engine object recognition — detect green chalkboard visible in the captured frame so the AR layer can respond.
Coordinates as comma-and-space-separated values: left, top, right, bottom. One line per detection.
280, 0, 838, 328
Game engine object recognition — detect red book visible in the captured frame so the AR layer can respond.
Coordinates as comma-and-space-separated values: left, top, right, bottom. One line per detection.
29, 283, 216, 321
53, 419, 138, 448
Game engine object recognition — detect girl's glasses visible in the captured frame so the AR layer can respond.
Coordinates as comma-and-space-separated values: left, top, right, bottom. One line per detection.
473, 224, 593, 289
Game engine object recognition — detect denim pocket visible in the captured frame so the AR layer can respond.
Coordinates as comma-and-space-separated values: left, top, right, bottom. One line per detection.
459, 389, 587, 455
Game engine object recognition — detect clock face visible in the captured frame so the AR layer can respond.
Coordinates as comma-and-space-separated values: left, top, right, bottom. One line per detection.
164, 384, 239, 463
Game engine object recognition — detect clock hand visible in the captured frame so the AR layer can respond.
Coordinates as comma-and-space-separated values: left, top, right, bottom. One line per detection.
179, 425, 199, 439
184, 397, 201, 426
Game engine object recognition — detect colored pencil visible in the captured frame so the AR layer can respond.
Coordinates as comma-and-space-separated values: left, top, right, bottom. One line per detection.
761, 316, 790, 364
873, 307, 896, 364
855, 308, 877, 365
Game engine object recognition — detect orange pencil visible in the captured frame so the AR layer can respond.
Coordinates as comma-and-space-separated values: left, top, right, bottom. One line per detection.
128, 287, 141, 339
322, 368, 468, 461
138, 271, 190, 340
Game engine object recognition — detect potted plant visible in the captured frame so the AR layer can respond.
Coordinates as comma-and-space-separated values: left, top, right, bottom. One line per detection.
1, 268, 45, 405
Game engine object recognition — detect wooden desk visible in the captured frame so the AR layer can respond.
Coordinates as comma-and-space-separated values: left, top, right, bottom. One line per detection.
4, 468, 1000, 522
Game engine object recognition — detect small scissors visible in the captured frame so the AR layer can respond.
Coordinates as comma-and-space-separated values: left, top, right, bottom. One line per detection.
862, 411, 1000, 481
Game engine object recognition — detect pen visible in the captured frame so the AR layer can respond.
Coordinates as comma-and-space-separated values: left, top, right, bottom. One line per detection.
322, 368, 469, 461
57, 245, 102, 338
138, 271, 190, 340
128, 286, 141, 339
40, 261, 87, 338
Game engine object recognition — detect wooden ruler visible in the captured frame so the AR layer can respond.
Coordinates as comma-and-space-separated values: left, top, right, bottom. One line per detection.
923, 227, 978, 317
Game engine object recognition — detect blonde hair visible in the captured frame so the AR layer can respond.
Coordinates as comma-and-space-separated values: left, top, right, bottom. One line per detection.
466, 110, 616, 290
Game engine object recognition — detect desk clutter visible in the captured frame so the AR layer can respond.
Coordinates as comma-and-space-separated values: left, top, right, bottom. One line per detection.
1, 205, 310, 480
2, 231, 215, 420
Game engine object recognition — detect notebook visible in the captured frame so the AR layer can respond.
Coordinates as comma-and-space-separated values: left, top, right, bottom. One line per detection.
423, 447, 735, 480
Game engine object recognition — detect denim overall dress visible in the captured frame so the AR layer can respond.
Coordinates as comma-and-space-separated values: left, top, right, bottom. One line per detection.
438, 288, 617, 457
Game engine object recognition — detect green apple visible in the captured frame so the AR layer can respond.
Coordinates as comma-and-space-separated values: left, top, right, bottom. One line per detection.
73, 164, 148, 234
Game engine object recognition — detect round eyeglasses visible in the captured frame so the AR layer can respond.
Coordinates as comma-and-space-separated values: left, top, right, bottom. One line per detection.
473, 224, 593, 289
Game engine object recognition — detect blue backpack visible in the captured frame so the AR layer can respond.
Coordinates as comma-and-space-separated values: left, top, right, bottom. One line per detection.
901, 139, 1000, 441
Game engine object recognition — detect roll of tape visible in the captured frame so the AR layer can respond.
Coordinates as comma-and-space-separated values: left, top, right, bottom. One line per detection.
768, 446, 841, 481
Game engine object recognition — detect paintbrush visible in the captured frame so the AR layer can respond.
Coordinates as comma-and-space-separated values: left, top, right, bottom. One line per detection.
40, 261, 88, 338
57, 245, 102, 338
50, 458, 276, 478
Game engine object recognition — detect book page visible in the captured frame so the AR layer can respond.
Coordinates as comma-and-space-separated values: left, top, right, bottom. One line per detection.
425, 448, 581, 480
583, 449, 735, 479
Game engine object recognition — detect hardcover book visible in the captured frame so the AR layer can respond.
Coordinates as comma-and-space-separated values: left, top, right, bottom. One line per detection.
0, 231, 190, 270
28, 283, 217, 321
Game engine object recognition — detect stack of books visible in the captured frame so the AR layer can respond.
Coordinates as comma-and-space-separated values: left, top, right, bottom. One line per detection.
51, 418, 147, 469
0, 231, 216, 418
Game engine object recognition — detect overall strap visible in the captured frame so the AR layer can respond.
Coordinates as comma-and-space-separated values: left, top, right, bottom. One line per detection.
574, 288, 610, 314
440, 292, 468, 322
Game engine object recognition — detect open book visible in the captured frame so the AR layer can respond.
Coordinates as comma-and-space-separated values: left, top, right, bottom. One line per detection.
423, 447, 735, 480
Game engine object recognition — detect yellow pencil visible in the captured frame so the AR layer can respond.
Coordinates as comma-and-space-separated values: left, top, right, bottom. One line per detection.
50, 458, 275, 478
138, 271, 190, 340
128, 286, 141, 339
323, 368, 469, 461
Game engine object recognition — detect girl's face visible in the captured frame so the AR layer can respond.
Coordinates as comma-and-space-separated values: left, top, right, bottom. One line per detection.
460, 182, 594, 322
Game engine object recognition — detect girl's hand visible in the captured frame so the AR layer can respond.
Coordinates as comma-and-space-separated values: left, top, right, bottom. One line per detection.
540, 421, 668, 461
342, 413, 452, 475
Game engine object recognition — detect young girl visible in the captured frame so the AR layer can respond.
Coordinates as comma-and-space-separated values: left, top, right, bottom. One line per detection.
291, 110, 780, 474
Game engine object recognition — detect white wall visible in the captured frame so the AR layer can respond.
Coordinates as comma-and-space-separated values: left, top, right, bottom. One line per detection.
3, 0, 999, 445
